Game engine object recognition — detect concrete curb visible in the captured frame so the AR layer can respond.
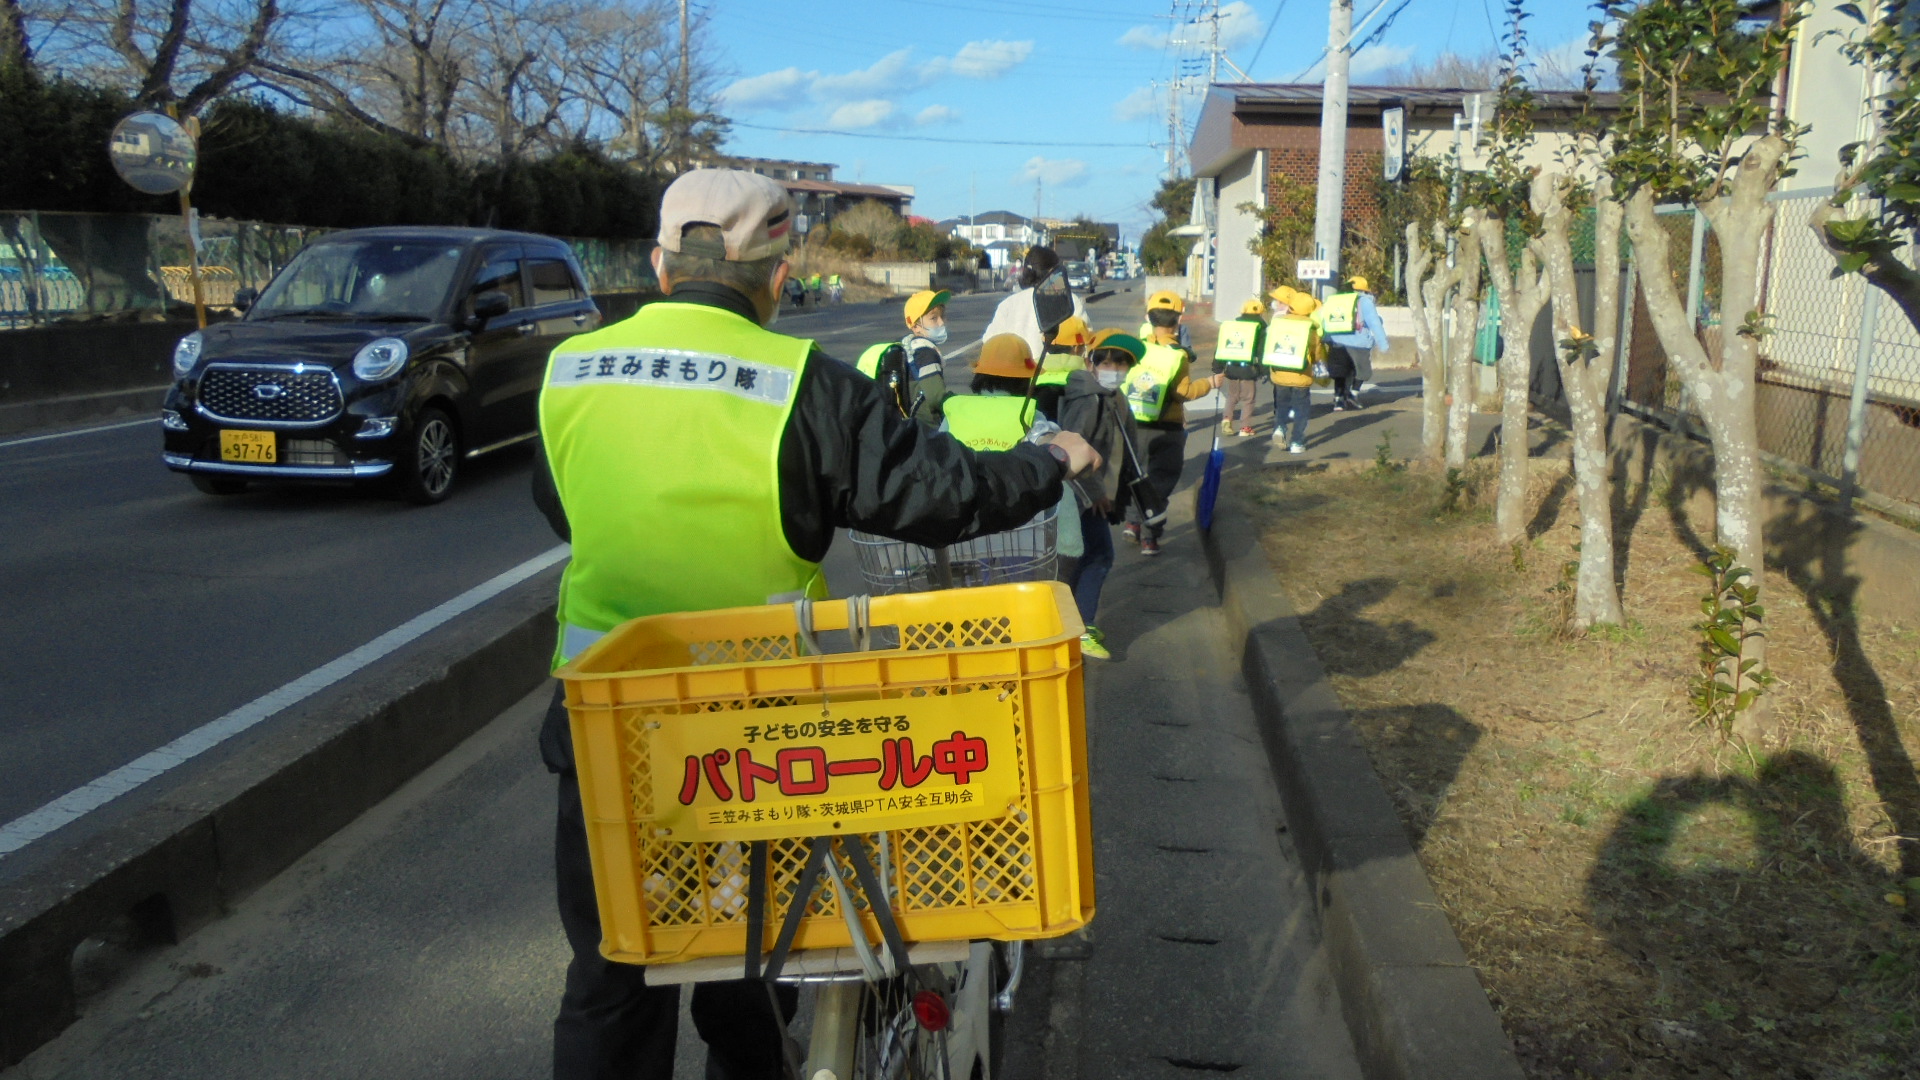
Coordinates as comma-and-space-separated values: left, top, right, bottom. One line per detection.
1200, 508, 1525, 1080
0, 567, 562, 1067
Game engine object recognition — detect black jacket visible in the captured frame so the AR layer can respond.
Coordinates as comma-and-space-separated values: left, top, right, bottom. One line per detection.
533, 282, 1067, 770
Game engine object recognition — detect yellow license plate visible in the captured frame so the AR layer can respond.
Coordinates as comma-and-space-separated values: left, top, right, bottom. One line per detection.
219, 429, 277, 463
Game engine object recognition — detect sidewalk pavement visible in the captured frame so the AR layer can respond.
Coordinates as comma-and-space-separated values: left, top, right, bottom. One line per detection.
6, 369, 1365, 1080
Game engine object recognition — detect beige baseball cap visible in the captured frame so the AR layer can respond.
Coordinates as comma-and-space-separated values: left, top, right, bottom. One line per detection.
657, 169, 794, 261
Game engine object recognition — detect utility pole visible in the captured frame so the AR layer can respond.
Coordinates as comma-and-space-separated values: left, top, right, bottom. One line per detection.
676, 0, 691, 172
1311, 0, 1353, 298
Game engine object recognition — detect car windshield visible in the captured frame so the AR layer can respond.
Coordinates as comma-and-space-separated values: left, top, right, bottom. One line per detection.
251, 240, 465, 321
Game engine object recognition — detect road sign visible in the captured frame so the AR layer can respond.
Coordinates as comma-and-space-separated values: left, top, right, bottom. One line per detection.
1296, 259, 1331, 281
1383, 107, 1406, 182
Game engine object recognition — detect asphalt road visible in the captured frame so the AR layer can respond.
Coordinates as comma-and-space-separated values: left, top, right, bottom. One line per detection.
0, 288, 1044, 843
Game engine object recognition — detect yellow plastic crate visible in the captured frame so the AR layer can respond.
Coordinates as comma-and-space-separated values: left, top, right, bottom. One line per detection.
557, 581, 1094, 966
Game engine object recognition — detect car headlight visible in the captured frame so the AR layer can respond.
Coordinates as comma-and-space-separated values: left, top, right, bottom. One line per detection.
352, 337, 410, 382
172, 331, 203, 378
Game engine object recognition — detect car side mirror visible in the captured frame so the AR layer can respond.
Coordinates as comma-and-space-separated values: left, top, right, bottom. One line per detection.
470, 290, 511, 328
233, 287, 257, 312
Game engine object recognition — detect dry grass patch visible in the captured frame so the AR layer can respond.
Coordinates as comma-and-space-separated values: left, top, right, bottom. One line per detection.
1235, 458, 1920, 1079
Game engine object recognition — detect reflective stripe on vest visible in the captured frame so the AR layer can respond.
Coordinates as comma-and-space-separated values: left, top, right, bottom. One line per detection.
943, 394, 1034, 451
1036, 350, 1085, 387
1262, 317, 1315, 371
1124, 343, 1185, 423
1320, 292, 1360, 335
1215, 319, 1260, 363
539, 301, 826, 668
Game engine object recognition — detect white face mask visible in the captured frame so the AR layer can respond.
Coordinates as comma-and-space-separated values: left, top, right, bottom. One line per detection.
1096, 369, 1123, 390
918, 324, 949, 346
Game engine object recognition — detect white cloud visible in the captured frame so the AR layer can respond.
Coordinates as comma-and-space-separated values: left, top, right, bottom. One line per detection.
720, 67, 810, 109
812, 49, 918, 100
1114, 86, 1159, 122
944, 39, 1033, 78
1120, 2, 1262, 51
1349, 44, 1417, 79
915, 104, 960, 126
723, 40, 1035, 122
1016, 156, 1088, 188
830, 99, 898, 129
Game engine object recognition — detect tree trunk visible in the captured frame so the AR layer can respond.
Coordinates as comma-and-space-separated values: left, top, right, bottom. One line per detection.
1477, 215, 1548, 544
1444, 239, 1481, 470
1534, 171, 1625, 629
1404, 222, 1446, 462
1622, 134, 1790, 740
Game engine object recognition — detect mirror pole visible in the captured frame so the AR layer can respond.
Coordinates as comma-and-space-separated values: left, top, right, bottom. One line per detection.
178, 186, 207, 329
165, 105, 207, 329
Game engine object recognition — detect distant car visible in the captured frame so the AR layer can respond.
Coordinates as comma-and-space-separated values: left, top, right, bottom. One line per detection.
1063, 261, 1093, 290
161, 226, 600, 504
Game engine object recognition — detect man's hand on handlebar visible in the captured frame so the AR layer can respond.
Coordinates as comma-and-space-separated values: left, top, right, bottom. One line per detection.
1039, 432, 1102, 480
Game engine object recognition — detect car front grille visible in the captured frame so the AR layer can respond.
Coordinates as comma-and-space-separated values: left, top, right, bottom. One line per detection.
199, 366, 343, 425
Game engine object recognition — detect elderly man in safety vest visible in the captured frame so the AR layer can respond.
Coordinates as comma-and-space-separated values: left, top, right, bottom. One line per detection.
531, 169, 1100, 1080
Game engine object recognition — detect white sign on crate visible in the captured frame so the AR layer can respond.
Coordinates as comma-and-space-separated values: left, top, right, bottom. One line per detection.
1296, 259, 1332, 281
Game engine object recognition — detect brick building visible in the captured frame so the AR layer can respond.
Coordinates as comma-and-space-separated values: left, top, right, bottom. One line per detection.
1187, 83, 1604, 321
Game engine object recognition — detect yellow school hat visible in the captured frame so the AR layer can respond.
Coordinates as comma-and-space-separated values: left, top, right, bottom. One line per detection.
904, 289, 950, 328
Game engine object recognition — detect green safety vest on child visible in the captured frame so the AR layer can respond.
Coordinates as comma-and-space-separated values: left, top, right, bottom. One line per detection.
538, 302, 827, 667
942, 395, 1036, 451
1123, 342, 1186, 423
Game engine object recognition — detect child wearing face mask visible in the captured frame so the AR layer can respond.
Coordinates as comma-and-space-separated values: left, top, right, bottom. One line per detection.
856, 289, 953, 423
1054, 329, 1147, 660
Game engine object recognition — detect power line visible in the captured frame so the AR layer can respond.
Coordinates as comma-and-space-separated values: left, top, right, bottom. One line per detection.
730, 121, 1147, 148
1243, 0, 1291, 76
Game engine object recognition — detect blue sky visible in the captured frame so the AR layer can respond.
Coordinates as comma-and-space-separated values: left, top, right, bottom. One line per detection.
705, 0, 1600, 245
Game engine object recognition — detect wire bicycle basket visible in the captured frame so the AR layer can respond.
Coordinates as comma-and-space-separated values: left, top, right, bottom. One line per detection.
848, 506, 1058, 595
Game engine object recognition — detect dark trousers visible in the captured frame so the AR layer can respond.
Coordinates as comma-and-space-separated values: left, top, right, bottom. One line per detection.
1272, 383, 1311, 445
1072, 506, 1114, 626
550, 689, 796, 1080
1124, 425, 1187, 541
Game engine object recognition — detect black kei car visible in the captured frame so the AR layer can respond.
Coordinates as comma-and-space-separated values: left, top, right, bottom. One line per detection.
162, 227, 601, 503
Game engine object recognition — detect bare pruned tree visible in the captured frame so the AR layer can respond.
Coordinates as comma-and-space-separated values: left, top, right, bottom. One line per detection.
32, 0, 293, 113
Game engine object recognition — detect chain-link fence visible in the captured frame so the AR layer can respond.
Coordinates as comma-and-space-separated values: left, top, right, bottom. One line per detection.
2, 210, 657, 329
1616, 188, 1920, 524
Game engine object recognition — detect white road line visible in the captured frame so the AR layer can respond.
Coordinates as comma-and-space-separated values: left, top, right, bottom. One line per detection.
0, 417, 155, 451
0, 544, 571, 857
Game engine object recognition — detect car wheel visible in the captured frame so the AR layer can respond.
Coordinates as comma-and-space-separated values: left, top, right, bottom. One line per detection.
397, 406, 459, 505
190, 474, 248, 496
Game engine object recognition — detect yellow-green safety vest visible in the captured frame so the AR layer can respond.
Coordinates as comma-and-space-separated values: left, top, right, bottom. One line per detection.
1262, 317, 1316, 372
539, 301, 827, 667
1036, 350, 1086, 388
1215, 319, 1261, 363
1124, 342, 1186, 423
942, 394, 1034, 451
855, 340, 898, 379
1136, 319, 1153, 339
1319, 292, 1361, 335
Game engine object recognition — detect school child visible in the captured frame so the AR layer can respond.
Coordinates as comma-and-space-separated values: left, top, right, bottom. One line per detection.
1213, 298, 1268, 437
855, 289, 952, 423
1056, 329, 1147, 659
1264, 289, 1325, 454
942, 333, 1084, 569
1034, 315, 1091, 423
1123, 291, 1224, 557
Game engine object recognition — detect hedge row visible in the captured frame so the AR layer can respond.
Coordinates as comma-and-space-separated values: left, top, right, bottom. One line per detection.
0, 72, 657, 238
